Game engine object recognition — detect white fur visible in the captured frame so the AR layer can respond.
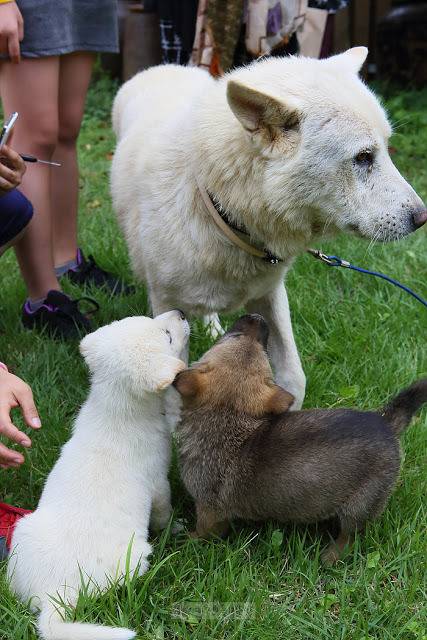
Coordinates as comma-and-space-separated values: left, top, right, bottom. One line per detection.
111, 50, 425, 408
8, 312, 189, 640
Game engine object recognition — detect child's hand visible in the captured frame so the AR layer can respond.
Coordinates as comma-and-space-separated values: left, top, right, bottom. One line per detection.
0, 367, 41, 469
0, 1, 24, 64
0, 144, 26, 195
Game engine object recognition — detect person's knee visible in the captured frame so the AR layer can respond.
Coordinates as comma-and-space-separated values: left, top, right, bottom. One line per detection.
29, 115, 59, 157
58, 110, 82, 148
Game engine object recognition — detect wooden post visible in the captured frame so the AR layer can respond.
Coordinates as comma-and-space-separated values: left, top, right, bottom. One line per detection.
122, 7, 162, 81
333, 0, 392, 58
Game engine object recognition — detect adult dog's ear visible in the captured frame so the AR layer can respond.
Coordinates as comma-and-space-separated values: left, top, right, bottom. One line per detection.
265, 384, 295, 414
227, 81, 300, 155
327, 47, 368, 74
152, 356, 187, 392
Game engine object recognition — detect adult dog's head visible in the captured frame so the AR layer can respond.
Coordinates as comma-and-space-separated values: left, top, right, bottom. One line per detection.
224, 47, 426, 243
80, 311, 189, 396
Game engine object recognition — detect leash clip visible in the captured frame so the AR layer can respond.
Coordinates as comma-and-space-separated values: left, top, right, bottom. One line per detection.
307, 249, 350, 268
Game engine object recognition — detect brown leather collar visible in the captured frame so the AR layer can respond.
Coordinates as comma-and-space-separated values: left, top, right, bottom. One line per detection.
195, 175, 282, 264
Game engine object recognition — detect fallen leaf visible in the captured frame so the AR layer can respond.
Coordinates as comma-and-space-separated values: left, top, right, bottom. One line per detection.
320, 593, 339, 609
271, 529, 283, 549
367, 550, 380, 568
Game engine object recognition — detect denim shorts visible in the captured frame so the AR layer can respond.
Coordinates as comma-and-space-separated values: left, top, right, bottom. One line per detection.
14, 0, 119, 57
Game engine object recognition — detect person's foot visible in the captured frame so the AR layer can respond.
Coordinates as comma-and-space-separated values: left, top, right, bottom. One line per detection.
22, 290, 98, 339
63, 249, 135, 295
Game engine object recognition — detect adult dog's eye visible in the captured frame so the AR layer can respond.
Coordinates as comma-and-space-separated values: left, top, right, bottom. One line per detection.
355, 150, 374, 167
165, 329, 172, 344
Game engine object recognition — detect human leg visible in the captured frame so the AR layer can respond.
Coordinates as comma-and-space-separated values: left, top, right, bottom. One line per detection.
0, 57, 60, 299
52, 51, 95, 267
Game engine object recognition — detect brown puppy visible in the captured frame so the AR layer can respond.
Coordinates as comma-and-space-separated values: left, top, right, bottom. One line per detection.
174, 314, 427, 564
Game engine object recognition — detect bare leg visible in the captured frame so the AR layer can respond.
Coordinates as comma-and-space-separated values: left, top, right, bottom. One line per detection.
0, 57, 60, 298
247, 283, 306, 409
52, 52, 95, 266
192, 502, 230, 539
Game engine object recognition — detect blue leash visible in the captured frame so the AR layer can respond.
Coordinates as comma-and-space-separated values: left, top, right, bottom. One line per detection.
307, 249, 427, 310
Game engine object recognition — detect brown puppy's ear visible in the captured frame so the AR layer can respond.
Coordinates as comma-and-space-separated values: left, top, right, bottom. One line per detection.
173, 369, 201, 398
265, 384, 295, 414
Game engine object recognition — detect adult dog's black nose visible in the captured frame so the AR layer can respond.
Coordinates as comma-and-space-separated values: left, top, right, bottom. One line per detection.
227, 314, 269, 348
175, 309, 186, 320
413, 209, 427, 229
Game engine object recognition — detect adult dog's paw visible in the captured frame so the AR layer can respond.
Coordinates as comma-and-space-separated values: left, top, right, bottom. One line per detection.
203, 313, 225, 340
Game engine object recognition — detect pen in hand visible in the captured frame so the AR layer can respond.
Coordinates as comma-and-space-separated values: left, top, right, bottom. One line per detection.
20, 154, 61, 167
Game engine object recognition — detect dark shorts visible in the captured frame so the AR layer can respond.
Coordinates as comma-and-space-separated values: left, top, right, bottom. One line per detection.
15, 0, 119, 58
0, 189, 34, 249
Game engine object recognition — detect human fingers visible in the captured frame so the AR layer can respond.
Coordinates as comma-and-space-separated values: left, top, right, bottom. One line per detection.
17, 9, 24, 41
0, 159, 22, 187
7, 29, 20, 64
1, 145, 26, 173
0, 442, 24, 468
0, 34, 8, 57
0, 174, 16, 192
14, 381, 41, 430
0, 406, 32, 447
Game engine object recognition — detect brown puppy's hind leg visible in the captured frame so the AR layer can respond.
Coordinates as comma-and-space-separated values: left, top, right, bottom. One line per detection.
322, 482, 392, 565
321, 530, 355, 566
190, 503, 230, 539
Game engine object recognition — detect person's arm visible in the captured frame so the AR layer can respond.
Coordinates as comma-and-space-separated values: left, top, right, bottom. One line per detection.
0, 144, 26, 195
0, 1, 24, 64
0, 364, 41, 469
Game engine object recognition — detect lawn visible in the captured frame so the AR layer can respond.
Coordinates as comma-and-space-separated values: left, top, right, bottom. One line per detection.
0, 70, 426, 640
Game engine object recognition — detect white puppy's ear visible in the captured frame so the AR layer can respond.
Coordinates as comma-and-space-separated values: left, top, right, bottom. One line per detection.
227, 81, 300, 154
150, 356, 187, 393
79, 330, 102, 372
327, 47, 368, 74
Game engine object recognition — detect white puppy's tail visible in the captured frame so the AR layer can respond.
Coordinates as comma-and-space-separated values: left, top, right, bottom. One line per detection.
37, 603, 136, 640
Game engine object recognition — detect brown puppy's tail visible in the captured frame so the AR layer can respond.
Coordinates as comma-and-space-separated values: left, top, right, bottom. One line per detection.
381, 378, 427, 436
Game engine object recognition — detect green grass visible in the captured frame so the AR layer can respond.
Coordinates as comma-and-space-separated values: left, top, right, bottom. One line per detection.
0, 73, 426, 640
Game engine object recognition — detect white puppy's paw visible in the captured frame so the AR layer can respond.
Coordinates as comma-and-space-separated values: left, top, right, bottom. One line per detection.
203, 313, 224, 340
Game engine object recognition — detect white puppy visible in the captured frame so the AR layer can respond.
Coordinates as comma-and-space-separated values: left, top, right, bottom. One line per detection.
111, 49, 426, 409
8, 311, 189, 640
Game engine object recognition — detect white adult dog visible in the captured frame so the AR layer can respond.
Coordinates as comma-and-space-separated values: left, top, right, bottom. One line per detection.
111, 48, 426, 409
8, 311, 189, 640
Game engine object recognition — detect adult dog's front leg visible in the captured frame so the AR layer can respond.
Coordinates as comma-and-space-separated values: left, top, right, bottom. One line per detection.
247, 284, 305, 409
